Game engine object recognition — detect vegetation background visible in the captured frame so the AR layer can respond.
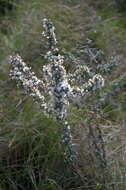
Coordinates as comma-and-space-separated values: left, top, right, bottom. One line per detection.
0, 0, 126, 189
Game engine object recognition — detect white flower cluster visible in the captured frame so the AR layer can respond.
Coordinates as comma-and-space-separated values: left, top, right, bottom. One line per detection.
43, 51, 72, 121
68, 65, 91, 83
9, 55, 47, 110
68, 64, 104, 97
75, 73, 104, 95
88, 74, 104, 89
42, 18, 58, 52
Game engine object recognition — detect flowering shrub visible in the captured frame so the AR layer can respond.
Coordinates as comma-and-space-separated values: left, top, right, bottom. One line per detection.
9, 18, 116, 162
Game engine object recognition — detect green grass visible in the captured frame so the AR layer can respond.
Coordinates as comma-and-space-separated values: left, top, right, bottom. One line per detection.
1, 0, 126, 189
